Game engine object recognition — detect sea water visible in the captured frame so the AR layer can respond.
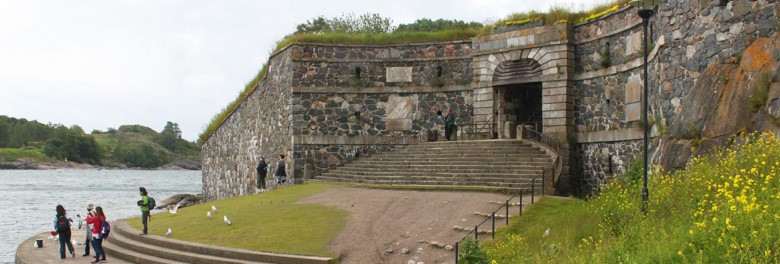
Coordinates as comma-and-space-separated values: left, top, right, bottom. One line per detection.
0, 170, 202, 264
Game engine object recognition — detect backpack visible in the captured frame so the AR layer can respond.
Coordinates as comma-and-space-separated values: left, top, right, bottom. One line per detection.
99, 219, 111, 239
56, 215, 70, 233
148, 196, 156, 210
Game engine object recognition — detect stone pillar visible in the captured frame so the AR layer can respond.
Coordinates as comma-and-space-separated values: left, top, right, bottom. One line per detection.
304, 164, 313, 179
516, 124, 524, 140
504, 121, 516, 138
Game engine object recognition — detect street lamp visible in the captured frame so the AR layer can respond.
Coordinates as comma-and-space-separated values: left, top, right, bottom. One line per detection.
629, 0, 658, 215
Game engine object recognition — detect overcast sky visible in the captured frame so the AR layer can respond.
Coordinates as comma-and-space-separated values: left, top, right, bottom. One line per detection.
0, 0, 612, 141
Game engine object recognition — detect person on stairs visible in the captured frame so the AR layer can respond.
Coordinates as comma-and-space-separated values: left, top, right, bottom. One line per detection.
444, 107, 456, 141
275, 154, 287, 189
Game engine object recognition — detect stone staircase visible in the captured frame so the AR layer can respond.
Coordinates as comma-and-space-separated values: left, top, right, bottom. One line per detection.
316, 140, 552, 192
103, 219, 332, 264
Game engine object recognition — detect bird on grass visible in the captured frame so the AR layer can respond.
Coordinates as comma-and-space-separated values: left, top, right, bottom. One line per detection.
223, 215, 232, 225
169, 203, 179, 214
165, 228, 173, 237
211, 205, 217, 212
207, 211, 212, 218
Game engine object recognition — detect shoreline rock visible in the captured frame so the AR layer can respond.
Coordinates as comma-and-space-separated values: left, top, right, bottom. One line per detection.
0, 159, 200, 171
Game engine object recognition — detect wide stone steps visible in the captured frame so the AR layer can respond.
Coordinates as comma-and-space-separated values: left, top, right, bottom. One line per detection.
321, 171, 540, 179
332, 167, 541, 174
316, 140, 553, 190
318, 174, 540, 184
316, 176, 541, 190
103, 219, 331, 264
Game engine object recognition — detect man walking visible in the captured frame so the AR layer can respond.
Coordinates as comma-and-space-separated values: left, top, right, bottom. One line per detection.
256, 156, 268, 192
444, 107, 456, 141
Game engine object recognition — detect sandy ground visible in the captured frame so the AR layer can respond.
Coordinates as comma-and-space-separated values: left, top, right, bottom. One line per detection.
15, 232, 132, 264
298, 187, 532, 264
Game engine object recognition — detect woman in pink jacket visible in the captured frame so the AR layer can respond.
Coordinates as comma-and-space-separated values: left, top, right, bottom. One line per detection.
86, 206, 107, 263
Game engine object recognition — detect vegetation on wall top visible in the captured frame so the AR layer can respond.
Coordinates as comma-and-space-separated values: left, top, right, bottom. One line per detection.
200, 1, 632, 142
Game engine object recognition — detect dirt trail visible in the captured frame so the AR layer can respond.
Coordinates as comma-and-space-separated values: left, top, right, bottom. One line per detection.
298, 187, 524, 264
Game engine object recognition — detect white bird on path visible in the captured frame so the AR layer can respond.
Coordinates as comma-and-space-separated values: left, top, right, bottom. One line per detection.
223, 215, 232, 225
211, 205, 217, 212
207, 211, 212, 218
165, 228, 173, 237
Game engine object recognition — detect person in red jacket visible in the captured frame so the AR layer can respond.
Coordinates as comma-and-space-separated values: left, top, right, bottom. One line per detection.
86, 206, 107, 263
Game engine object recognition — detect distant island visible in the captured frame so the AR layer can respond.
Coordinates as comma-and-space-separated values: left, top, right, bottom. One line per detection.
0, 115, 200, 170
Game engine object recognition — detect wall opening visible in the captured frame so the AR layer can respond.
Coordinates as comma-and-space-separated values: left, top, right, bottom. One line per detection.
497, 82, 543, 132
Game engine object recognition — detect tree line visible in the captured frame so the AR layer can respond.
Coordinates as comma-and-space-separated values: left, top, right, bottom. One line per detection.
0, 116, 198, 168
294, 13, 482, 35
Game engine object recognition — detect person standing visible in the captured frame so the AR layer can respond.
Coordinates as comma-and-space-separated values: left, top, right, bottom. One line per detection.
81, 202, 94, 257
138, 187, 150, 235
256, 156, 268, 191
274, 154, 287, 189
54, 205, 75, 260
86, 206, 107, 263
444, 107, 456, 141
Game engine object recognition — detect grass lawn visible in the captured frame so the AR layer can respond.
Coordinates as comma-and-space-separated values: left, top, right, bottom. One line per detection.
128, 183, 348, 257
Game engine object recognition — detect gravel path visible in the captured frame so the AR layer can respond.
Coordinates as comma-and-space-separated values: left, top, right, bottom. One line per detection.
298, 187, 525, 264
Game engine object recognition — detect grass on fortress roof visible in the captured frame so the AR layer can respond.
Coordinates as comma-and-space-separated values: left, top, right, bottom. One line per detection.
477, 132, 780, 263
128, 183, 347, 258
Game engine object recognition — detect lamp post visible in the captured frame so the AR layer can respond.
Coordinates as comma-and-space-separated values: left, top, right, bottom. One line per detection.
629, 0, 658, 215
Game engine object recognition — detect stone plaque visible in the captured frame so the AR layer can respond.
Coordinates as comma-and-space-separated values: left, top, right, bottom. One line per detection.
386, 67, 413, 83
625, 102, 641, 122
386, 95, 416, 131
626, 74, 642, 103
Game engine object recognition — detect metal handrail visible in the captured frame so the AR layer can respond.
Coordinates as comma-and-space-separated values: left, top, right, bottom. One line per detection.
522, 127, 562, 186
454, 171, 545, 263
459, 102, 506, 140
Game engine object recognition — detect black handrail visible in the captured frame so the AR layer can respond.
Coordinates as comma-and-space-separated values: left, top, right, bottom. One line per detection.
521, 126, 562, 185
459, 102, 506, 140
454, 171, 544, 263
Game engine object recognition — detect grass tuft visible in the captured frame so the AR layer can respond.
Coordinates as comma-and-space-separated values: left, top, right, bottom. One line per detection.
0, 148, 51, 162
128, 183, 347, 257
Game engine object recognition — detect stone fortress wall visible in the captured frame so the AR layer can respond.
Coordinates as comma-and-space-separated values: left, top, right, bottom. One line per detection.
201, 0, 779, 200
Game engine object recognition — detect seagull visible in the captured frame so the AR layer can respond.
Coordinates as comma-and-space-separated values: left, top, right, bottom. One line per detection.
72, 239, 83, 246
223, 215, 232, 225
207, 211, 212, 218
211, 205, 217, 212
169, 203, 179, 214
165, 228, 173, 237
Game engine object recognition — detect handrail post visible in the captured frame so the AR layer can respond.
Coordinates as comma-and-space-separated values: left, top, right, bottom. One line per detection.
455, 241, 459, 263
475, 225, 479, 240
491, 212, 496, 239
505, 200, 510, 225
542, 171, 546, 196
531, 178, 535, 204
519, 198, 523, 216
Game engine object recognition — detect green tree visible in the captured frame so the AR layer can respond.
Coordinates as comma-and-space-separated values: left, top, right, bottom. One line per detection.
295, 13, 394, 34
158, 121, 181, 151
43, 125, 102, 164
395, 18, 482, 33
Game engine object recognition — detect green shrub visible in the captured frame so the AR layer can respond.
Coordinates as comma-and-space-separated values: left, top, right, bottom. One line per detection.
458, 238, 490, 264
0, 148, 50, 162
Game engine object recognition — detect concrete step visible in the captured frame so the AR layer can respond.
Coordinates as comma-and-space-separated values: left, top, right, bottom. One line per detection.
108, 219, 333, 264
103, 239, 188, 264
321, 171, 541, 179
332, 167, 542, 174
348, 160, 551, 165
369, 152, 548, 158
315, 176, 541, 189
318, 174, 541, 184
105, 228, 260, 264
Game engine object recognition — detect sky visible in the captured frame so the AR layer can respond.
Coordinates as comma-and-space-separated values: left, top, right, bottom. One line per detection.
0, 0, 613, 141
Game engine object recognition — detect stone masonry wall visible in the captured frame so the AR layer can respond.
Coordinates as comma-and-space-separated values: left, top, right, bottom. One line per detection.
201, 48, 295, 201
573, 0, 777, 192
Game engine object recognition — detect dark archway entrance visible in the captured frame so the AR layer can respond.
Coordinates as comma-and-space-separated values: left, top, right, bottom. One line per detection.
497, 83, 543, 134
